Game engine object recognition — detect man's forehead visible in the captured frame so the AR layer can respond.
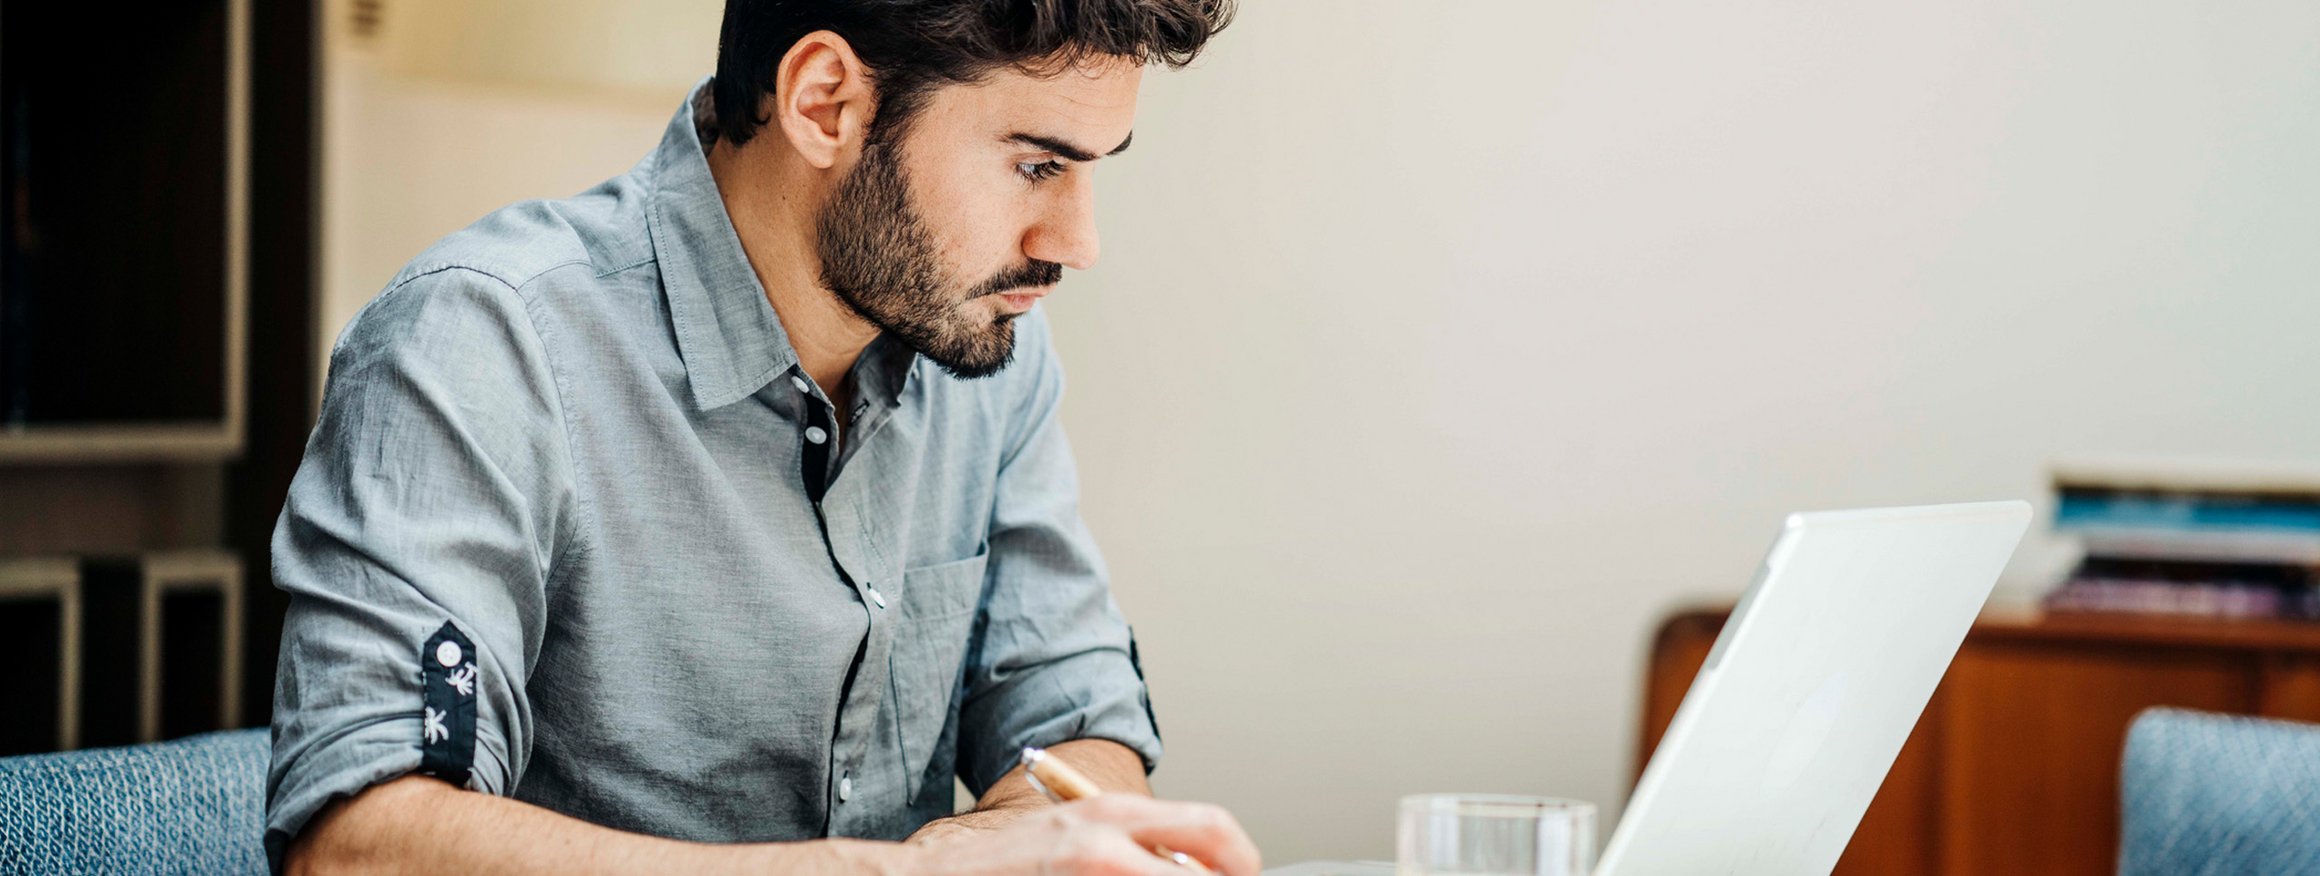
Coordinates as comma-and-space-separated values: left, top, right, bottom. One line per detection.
985, 55, 1143, 103
929, 59, 1143, 145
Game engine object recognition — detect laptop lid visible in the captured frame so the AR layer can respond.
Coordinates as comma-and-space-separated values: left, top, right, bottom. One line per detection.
1596, 501, 2031, 876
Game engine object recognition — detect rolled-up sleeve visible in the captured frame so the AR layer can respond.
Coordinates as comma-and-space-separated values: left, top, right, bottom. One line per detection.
956, 316, 1163, 794
263, 267, 573, 868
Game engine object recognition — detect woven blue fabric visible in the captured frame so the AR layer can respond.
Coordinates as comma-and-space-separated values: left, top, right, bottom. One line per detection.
2119, 708, 2320, 876
0, 729, 268, 875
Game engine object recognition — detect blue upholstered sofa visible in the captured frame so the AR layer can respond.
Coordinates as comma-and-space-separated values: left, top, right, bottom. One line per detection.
0, 728, 269, 874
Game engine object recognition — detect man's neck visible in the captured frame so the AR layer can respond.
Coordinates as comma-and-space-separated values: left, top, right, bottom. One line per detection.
703, 137, 876, 404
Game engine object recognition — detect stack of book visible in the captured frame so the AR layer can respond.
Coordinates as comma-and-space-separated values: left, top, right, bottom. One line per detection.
2043, 459, 2320, 620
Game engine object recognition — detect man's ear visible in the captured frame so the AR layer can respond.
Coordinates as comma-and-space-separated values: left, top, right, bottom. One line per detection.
771, 30, 875, 170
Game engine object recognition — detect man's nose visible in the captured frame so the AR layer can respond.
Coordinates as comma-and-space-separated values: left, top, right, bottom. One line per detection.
1022, 174, 1100, 271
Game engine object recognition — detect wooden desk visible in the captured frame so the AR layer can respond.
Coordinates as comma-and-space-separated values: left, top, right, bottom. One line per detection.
1641, 606, 2320, 875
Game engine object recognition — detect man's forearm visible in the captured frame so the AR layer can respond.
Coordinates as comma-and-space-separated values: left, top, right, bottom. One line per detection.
911, 738, 1152, 840
289, 775, 912, 876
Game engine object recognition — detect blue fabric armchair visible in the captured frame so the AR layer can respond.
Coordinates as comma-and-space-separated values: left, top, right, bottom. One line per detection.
0, 728, 269, 875
2118, 707, 2320, 875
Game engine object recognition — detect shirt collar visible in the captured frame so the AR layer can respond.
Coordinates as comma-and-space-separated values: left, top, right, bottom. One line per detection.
645, 78, 800, 411
853, 332, 919, 409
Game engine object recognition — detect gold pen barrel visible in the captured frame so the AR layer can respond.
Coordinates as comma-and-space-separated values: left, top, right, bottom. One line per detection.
1021, 746, 1106, 800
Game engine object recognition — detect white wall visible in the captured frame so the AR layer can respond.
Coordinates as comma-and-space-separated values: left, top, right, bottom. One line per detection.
321, 0, 2320, 864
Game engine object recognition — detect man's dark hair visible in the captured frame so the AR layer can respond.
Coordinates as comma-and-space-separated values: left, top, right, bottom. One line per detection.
713, 0, 1234, 147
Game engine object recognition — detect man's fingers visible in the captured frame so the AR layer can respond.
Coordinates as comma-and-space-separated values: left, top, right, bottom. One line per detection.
1121, 808, 1260, 876
1067, 797, 1263, 876
1048, 825, 1182, 876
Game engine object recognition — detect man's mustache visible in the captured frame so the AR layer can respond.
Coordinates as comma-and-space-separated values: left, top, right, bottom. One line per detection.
967, 260, 1063, 298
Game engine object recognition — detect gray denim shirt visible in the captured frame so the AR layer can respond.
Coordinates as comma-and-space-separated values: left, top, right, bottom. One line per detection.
263, 79, 1161, 866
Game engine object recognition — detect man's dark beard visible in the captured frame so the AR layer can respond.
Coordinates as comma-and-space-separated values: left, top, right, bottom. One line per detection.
815, 141, 1061, 379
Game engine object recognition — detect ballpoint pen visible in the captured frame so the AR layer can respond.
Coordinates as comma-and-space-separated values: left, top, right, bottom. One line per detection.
1020, 745, 1217, 874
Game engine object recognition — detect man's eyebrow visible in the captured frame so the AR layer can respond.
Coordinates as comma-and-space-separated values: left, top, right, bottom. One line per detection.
1008, 131, 1134, 162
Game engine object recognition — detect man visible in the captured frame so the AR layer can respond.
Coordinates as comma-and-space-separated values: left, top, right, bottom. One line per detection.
264, 1, 1258, 872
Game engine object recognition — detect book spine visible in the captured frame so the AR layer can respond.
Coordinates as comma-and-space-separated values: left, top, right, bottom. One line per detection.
2054, 492, 2320, 533
2043, 578, 2309, 619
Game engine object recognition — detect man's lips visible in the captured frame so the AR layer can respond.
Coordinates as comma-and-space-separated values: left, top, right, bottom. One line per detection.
991, 285, 1054, 313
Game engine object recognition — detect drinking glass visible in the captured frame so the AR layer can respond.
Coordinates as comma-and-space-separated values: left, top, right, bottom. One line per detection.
1396, 794, 1596, 876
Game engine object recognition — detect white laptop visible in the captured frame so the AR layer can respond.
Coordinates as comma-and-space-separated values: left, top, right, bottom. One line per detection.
1271, 500, 2032, 876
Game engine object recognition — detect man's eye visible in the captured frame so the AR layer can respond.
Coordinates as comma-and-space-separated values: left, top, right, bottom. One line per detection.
1016, 160, 1068, 182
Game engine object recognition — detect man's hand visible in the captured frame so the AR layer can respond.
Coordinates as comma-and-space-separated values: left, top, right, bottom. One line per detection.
289, 754, 1257, 876
909, 738, 1153, 843
903, 794, 1261, 876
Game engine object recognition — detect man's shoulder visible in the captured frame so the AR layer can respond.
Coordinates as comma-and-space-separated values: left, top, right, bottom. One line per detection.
335, 173, 663, 355
389, 174, 657, 302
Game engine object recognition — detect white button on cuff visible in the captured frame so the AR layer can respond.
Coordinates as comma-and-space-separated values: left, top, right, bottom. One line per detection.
791, 375, 810, 393
867, 587, 887, 609
805, 426, 828, 445
838, 776, 853, 801
435, 641, 463, 668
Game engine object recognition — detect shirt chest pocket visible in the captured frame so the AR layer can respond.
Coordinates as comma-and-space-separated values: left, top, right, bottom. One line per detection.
886, 552, 988, 789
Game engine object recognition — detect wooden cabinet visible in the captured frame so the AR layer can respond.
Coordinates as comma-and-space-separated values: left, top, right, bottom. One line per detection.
1641, 608, 2320, 875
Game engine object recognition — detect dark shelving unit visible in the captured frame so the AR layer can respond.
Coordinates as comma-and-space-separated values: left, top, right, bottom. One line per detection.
0, 0, 248, 463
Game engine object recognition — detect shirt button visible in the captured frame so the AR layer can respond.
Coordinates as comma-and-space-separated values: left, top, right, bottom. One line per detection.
791, 375, 810, 393
838, 775, 853, 801
867, 586, 887, 609
805, 426, 828, 445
